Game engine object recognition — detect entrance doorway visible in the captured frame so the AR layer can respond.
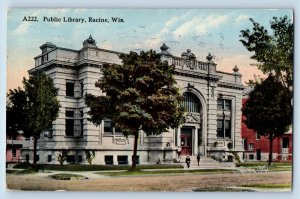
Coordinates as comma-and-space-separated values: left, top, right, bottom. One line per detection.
180, 127, 192, 156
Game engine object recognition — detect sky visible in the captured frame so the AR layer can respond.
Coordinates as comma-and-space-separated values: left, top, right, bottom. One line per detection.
7, 9, 293, 91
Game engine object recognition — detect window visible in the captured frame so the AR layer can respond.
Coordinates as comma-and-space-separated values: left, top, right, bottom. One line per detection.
66, 82, 75, 97
105, 155, 114, 165
66, 110, 74, 136
117, 156, 128, 165
67, 155, 75, 163
35, 155, 39, 162
217, 119, 231, 139
48, 155, 52, 162
182, 92, 201, 113
256, 133, 261, 140
249, 143, 254, 151
104, 120, 112, 134
282, 137, 289, 148
80, 111, 84, 136
249, 154, 254, 160
12, 149, 16, 157
25, 154, 29, 162
78, 155, 82, 163
80, 81, 84, 97
132, 156, 140, 165
243, 139, 248, 150
217, 99, 231, 111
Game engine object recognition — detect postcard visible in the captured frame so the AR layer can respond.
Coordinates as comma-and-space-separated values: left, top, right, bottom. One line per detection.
6, 8, 293, 192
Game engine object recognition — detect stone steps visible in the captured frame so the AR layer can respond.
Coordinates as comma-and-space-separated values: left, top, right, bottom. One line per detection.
179, 156, 235, 169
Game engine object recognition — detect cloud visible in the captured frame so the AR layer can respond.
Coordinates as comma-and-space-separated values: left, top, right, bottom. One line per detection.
235, 14, 250, 22
173, 15, 228, 39
14, 23, 31, 34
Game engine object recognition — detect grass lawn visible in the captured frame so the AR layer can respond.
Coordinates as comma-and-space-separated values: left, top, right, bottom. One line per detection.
49, 173, 87, 180
96, 169, 233, 176
13, 162, 183, 171
241, 183, 291, 189
193, 187, 255, 192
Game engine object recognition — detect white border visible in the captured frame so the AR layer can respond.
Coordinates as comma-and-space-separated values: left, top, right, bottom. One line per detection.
0, 0, 299, 199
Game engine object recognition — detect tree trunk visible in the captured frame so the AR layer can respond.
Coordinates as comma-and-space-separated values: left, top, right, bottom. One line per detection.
33, 135, 38, 166
131, 132, 139, 170
268, 135, 274, 166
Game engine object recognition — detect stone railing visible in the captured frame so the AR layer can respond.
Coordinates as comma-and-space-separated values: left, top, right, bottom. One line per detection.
172, 56, 209, 72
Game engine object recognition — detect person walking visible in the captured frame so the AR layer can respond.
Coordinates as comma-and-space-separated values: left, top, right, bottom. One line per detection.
197, 153, 201, 166
186, 155, 191, 169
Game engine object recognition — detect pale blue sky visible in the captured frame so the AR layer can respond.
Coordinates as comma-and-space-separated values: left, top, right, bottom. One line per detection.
7, 9, 292, 90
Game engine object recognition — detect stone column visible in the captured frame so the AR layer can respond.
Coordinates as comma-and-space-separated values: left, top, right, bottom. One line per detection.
194, 128, 198, 155
113, 155, 118, 166
177, 127, 181, 147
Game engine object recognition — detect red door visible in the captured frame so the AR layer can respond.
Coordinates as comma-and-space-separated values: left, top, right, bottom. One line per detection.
180, 127, 192, 156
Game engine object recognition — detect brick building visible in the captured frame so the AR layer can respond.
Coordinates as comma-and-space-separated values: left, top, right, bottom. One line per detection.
241, 97, 292, 162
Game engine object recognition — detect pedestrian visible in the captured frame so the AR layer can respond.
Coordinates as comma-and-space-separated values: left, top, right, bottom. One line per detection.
177, 146, 182, 159
197, 153, 201, 166
186, 155, 191, 168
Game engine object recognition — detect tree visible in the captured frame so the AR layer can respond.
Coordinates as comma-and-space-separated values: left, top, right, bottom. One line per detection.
240, 16, 293, 88
85, 150, 96, 165
6, 73, 60, 165
242, 75, 292, 165
85, 50, 185, 170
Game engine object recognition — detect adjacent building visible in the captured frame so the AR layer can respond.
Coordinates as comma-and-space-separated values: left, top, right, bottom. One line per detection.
22, 35, 244, 165
241, 91, 293, 162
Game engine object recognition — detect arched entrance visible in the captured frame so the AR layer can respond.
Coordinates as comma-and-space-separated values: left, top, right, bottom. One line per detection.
179, 91, 205, 156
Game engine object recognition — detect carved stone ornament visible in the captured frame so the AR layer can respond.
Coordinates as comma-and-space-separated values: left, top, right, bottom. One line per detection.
115, 138, 128, 145
185, 113, 201, 123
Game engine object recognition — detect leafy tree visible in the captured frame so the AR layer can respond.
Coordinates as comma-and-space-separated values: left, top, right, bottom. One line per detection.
56, 151, 68, 166
240, 16, 293, 88
6, 73, 60, 165
242, 75, 292, 165
85, 150, 95, 165
85, 50, 185, 170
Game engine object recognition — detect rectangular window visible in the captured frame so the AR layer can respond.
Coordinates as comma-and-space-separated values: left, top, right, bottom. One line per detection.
105, 155, 114, 165
249, 154, 254, 160
282, 137, 289, 148
217, 99, 231, 111
224, 100, 231, 111
66, 155, 75, 163
66, 82, 75, 97
249, 143, 254, 151
48, 155, 52, 162
217, 119, 231, 138
66, 110, 74, 136
80, 81, 84, 97
104, 120, 112, 134
132, 156, 140, 165
217, 99, 223, 110
12, 149, 16, 157
117, 156, 128, 165
80, 111, 84, 136
243, 139, 248, 150
256, 133, 261, 140
224, 120, 231, 138
35, 155, 39, 162
78, 155, 82, 163
217, 119, 223, 138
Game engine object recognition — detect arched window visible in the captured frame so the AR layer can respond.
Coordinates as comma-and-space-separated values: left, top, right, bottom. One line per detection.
182, 92, 201, 113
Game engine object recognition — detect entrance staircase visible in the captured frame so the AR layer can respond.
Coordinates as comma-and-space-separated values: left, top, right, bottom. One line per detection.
179, 156, 236, 169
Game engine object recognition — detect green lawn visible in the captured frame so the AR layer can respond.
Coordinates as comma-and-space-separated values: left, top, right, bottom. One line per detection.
241, 183, 291, 189
49, 173, 87, 180
96, 169, 233, 176
13, 163, 183, 171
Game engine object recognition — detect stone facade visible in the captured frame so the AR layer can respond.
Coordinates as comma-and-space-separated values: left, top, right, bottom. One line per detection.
25, 35, 244, 165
